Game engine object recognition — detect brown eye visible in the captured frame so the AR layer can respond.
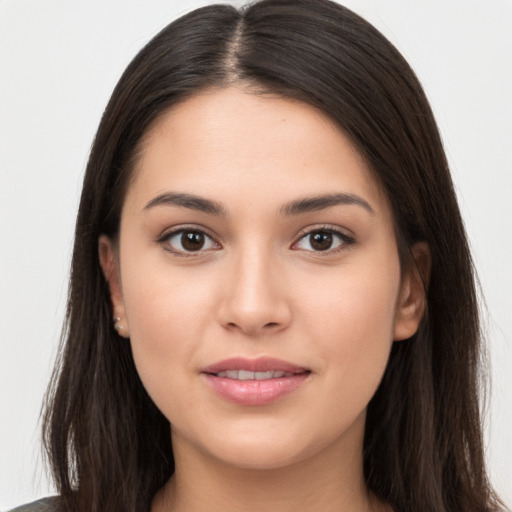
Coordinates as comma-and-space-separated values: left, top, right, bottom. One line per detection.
161, 229, 219, 255
181, 231, 205, 251
309, 232, 333, 251
293, 228, 354, 254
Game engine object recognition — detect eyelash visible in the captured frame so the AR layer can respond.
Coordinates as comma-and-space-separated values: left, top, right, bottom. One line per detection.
157, 224, 355, 258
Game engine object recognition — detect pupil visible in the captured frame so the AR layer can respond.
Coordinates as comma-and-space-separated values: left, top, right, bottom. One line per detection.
182, 231, 204, 251
311, 232, 332, 251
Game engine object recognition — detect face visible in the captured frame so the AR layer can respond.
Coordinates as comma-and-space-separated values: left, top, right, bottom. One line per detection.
100, 87, 426, 472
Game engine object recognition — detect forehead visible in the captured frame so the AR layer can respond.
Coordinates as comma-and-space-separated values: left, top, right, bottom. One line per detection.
125, 87, 389, 217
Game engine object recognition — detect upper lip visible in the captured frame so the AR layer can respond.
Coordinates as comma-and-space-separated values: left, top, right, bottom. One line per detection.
202, 356, 309, 375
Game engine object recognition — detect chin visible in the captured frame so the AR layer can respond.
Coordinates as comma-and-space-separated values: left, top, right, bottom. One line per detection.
192, 419, 345, 472
211, 439, 313, 471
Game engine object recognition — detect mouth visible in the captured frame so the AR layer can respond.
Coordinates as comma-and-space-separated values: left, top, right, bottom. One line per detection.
202, 356, 309, 375
213, 369, 302, 380
201, 357, 311, 405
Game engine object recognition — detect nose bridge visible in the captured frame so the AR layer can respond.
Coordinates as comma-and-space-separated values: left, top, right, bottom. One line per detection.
234, 243, 275, 302
218, 240, 291, 335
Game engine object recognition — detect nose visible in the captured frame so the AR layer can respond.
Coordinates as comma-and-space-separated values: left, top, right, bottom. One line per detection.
216, 247, 292, 337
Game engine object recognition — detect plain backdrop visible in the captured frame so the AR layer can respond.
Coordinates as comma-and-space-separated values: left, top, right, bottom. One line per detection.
1, 0, 511, 509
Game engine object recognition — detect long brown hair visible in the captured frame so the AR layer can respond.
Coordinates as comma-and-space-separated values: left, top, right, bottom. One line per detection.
42, 1, 503, 510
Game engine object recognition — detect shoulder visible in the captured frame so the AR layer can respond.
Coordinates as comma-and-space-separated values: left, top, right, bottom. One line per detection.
7, 496, 60, 512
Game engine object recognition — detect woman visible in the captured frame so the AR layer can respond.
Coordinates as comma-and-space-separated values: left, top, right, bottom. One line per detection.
9, 0, 505, 510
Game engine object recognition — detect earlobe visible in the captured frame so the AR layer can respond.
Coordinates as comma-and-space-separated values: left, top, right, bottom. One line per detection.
393, 242, 431, 341
98, 235, 130, 338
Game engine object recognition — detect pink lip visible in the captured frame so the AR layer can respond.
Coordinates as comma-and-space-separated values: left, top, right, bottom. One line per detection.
202, 356, 308, 374
201, 357, 311, 406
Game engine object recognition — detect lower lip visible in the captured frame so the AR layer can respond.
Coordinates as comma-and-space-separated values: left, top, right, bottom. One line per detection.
203, 373, 310, 405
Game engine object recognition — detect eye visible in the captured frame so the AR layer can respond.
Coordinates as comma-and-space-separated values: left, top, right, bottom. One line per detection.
293, 227, 354, 254
159, 228, 220, 255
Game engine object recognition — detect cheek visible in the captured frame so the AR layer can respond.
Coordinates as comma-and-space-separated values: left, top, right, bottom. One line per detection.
120, 256, 220, 416
298, 259, 400, 402
301, 256, 399, 336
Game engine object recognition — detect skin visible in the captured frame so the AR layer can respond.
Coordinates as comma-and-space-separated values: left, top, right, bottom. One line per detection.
99, 87, 428, 512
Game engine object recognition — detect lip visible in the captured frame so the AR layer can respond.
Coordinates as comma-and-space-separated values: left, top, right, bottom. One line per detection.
201, 357, 311, 406
202, 356, 308, 374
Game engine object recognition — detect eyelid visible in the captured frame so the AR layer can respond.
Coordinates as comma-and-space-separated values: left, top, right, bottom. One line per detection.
157, 225, 221, 257
291, 224, 356, 254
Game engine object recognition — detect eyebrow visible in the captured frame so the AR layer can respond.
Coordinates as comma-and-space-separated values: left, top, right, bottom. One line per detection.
144, 192, 228, 216
144, 191, 374, 216
280, 193, 374, 216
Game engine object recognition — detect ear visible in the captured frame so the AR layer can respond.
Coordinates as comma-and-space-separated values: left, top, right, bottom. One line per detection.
98, 234, 130, 338
393, 242, 431, 341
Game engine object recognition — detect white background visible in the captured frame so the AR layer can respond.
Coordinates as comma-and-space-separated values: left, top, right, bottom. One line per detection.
1, 0, 511, 509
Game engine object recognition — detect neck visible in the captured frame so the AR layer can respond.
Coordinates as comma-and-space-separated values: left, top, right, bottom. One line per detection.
152, 414, 390, 512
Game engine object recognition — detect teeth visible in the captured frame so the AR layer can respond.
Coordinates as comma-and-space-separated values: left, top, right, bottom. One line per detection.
215, 370, 295, 380
255, 371, 274, 380
239, 370, 254, 380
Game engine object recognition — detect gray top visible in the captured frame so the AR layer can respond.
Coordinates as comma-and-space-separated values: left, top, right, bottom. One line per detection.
7, 497, 59, 512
